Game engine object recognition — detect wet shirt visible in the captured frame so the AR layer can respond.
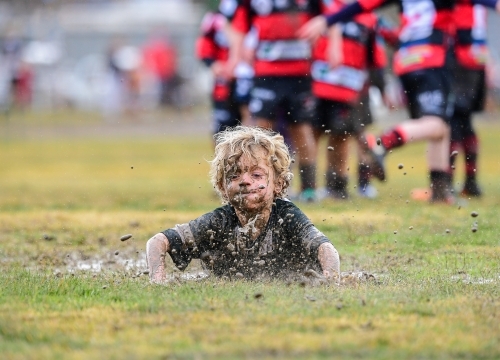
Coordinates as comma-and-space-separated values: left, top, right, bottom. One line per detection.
162, 198, 330, 278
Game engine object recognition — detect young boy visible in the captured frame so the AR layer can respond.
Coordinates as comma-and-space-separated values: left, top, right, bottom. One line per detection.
146, 126, 340, 282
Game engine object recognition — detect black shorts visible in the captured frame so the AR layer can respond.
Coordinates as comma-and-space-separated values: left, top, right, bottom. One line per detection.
313, 99, 361, 136
234, 76, 253, 105
451, 66, 486, 115
212, 82, 241, 134
249, 76, 315, 124
399, 68, 453, 123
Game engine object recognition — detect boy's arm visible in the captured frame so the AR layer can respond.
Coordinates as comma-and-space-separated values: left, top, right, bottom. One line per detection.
146, 233, 170, 284
318, 242, 340, 282
282, 202, 341, 283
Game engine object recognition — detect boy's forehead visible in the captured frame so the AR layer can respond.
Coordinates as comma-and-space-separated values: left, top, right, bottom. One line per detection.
228, 146, 268, 164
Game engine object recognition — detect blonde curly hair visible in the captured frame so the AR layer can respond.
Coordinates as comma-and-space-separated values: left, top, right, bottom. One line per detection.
210, 126, 293, 204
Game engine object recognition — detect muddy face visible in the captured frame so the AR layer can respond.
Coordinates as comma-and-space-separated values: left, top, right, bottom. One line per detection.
224, 151, 277, 216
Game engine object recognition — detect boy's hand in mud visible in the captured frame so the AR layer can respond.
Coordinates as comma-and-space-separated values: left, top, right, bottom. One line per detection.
322, 270, 340, 284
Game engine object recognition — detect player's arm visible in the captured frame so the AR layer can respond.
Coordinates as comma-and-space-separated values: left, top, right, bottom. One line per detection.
287, 205, 341, 282
317, 242, 341, 281
224, 2, 250, 79
472, 0, 500, 12
224, 21, 245, 78
327, 25, 343, 68
146, 233, 170, 284
298, 0, 386, 41
196, 15, 228, 78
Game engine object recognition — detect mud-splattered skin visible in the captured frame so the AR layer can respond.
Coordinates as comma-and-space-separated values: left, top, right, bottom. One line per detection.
223, 152, 280, 240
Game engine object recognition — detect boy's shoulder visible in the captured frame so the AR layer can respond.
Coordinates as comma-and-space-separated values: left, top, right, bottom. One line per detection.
275, 198, 304, 216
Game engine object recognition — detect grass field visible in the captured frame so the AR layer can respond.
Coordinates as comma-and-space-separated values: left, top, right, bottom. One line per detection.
1, 109, 500, 359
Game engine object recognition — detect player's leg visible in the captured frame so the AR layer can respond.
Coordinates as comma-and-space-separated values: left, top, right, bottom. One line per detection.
287, 77, 319, 201
370, 68, 453, 202
454, 68, 485, 197
354, 91, 378, 198
325, 134, 350, 199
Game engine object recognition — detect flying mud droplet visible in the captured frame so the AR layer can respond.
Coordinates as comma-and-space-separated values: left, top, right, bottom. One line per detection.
327, 146, 334, 151
398, 164, 404, 169
471, 227, 478, 233
376, 138, 381, 146
102, 285, 107, 289
143, 270, 150, 275
254, 292, 263, 299
409, 226, 413, 230
336, 303, 343, 310
393, 231, 397, 234
470, 211, 479, 218
114, 251, 119, 255
450, 151, 459, 158
445, 229, 451, 234
131, 166, 134, 169
235, 273, 244, 279
120, 234, 132, 242
305, 295, 316, 302
43, 234, 55, 241
325, 129, 331, 134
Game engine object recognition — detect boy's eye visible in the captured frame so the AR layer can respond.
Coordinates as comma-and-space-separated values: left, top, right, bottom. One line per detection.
229, 174, 240, 180
252, 173, 264, 179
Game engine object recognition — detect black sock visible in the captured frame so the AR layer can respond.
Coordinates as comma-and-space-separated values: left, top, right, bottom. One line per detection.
299, 164, 316, 191
430, 170, 452, 201
358, 163, 371, 189
326, 172, 348, 197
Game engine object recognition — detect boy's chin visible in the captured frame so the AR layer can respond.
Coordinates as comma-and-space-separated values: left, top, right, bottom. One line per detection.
232, 200, 271, 213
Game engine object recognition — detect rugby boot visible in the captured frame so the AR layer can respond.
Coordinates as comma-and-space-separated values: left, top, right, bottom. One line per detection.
297, 188, 319, 203
461, 176, 482, 197
326, 175, 349, 200
358, 184, 378, 199
358, 134, 386, 181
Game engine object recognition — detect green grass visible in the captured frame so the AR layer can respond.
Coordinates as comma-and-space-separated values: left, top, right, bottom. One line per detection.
1, 111, 500, 359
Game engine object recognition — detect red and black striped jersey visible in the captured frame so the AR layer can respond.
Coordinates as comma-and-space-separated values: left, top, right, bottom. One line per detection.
228, 0, 322, 77
312, 1, 387, 102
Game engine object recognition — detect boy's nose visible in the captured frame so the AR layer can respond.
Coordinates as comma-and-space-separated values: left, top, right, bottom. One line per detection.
239, 172, 251, 186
